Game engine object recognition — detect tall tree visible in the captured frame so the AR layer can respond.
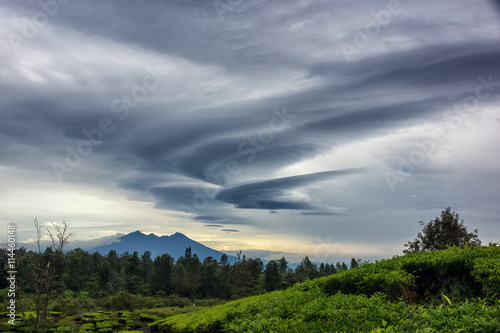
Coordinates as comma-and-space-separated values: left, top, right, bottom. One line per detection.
228, 257, 263, 298
97, 259, 111, 294
404, 207, 481, 253
173, 248, 201, 299
184, 253, 201, 300
152, 253, 174, 294
200, 257, 218, 298
278, 256, 288, 277
295, 256, 318, 281
217, 254, 231, 298
62, 248, 90, 292
106, 250, 123, 293
141, 251, 154, 294
264, 260, 280, 292
335, 261, 342, 271
123, 251, 141, 293
173, 256, 187, 296
324, 263, 336, 275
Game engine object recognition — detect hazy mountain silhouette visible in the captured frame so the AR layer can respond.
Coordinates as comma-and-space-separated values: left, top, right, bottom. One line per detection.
89, 230, 236, 262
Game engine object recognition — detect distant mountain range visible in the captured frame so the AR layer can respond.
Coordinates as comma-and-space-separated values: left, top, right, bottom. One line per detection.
89, 230, 237, 263
1, 231, 343, 267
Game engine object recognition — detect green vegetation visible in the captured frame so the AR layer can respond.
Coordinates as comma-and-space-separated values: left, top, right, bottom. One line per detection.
0, 223, 349, 331
152, 244, 500, 332
0, 246, 343, 305
1, 209, 498, 331
404, 207, 481, 253
0, 307, 210, 332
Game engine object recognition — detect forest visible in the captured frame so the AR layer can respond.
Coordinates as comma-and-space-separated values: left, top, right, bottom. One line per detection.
0, 245, 348, 302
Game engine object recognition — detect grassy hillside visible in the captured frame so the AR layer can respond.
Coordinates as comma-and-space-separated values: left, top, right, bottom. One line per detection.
151, 245, 500, 333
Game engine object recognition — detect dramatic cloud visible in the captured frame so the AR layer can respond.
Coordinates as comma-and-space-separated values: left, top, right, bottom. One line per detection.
1, 0, 499, 261
215, 169, 367, 210
194, 216, 225, 222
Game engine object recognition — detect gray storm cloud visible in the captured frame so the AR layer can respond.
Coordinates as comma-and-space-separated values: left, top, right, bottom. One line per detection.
1, 0, 499, 255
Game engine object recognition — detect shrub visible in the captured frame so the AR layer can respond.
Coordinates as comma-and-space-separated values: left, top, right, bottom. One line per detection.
152, 245, 500, 333
472, 256, 500, 297
322, 268, 414, 301
139, 313, 160, 322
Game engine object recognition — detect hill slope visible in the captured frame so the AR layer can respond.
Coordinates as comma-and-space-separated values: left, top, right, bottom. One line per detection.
152, 245, 500, 332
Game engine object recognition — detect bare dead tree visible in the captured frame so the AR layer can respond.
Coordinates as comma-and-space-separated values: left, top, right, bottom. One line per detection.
20, 217, 71, 332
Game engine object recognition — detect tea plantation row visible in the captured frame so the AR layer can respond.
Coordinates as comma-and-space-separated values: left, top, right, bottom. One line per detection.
152, 245, 500, 332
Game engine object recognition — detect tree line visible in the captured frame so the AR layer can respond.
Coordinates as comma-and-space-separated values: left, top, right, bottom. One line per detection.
0, 246, 356, 302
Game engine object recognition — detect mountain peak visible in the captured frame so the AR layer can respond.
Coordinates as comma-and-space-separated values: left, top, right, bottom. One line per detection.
90, 230, 236, 263
119, 230, 145, 241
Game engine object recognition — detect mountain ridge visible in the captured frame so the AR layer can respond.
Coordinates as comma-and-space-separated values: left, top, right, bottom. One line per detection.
89, 230, 237, 263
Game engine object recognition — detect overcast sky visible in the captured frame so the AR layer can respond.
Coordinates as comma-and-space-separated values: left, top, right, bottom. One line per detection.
1, 0, 499, 262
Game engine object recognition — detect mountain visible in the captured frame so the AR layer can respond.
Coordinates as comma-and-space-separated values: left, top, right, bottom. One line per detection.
89, 231, 236, 263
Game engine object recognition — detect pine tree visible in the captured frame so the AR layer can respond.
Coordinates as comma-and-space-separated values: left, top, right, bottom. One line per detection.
152, 253, 174, 294
264, 260, 280, 291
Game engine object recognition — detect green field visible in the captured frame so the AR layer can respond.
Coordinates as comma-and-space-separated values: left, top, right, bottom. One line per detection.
151, 245, 500, 333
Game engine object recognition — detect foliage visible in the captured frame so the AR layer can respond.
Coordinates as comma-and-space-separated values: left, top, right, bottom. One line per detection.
153, 288, 500, 333
305, 244, 500, 302
2, 239, 352, 309
404, 207, 481, 253
152, 245, 500, 333
139, 313, 160, 322
471, 255, 500, 297
320, 267, 414, 301
117, 311, 135, 330
1, 307, 209, 332
3, 245, 344, 307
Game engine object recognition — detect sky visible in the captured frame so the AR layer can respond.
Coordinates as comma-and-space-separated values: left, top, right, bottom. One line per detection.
1, 0, 500, 263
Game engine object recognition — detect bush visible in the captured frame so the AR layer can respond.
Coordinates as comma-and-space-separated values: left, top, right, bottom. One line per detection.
51, 292, 98, 315
472, 256, 500, 297
105, 291, 140, 311
139, 313, 160, 322
163, 294, 190, 308
322, 267, 414, 301
152, 245, 500, 333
